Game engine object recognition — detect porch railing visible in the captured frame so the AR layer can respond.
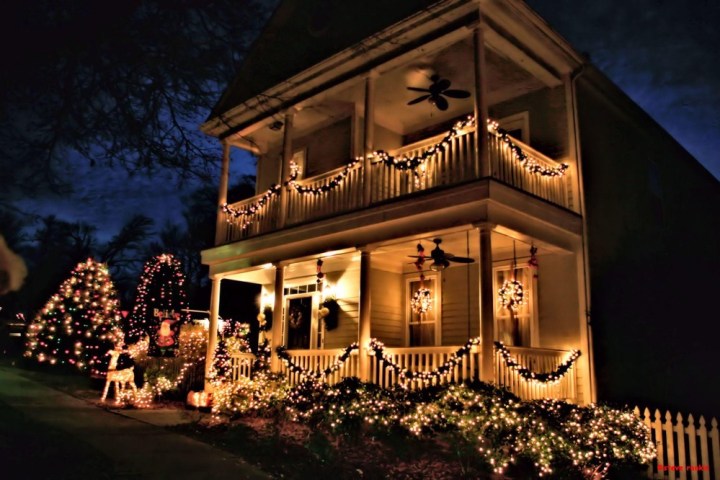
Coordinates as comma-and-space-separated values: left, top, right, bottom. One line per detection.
273, 344, 577, 403
229, 352, 255, 382
494, 345, 577, 401
218, 126, 571, 244
369, 345, 481, 390
279, 348, 360, 385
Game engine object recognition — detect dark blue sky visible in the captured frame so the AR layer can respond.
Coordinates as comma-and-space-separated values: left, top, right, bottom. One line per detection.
15, 0, 719, 240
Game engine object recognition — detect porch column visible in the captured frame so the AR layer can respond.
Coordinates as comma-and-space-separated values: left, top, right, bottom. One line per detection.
362, 72, 377, 207
478, 223, 495, 382
214, 141, 231, 245
358, 249, 372, 381
270, 264, 285, 372
473, 23, 490, 178
277, 110, 295, 229
204, 276, 222, 388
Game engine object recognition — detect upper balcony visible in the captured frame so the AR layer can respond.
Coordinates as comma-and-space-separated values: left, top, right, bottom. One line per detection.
217, 120, 572, 245
208, 4, 583, 248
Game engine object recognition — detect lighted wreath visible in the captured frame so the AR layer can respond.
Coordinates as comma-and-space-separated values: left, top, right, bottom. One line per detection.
289, 306, 304, 329
498, 279, 524, 312
411, 287, 432, 315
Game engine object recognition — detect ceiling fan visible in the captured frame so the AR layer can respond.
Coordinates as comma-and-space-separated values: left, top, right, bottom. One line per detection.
409, 238, 475, 271
406, 74, 470, 111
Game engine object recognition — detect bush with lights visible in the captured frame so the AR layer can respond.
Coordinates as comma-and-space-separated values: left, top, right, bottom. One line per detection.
211, 373, 654, 478
25, 258, 123, 375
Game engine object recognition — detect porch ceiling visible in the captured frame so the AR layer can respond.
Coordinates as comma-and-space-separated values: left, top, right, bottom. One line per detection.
247, 37, 545, 150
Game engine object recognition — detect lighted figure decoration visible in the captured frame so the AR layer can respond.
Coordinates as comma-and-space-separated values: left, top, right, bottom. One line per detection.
25, 258, 122, 375
101, 345, 137, 402
127, 254, 189, 356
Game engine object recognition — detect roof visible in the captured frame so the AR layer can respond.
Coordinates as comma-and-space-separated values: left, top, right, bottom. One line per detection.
209, 0, 440, 120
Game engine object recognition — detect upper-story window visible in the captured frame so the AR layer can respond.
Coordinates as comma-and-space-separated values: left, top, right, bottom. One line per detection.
498, 112, 530, 144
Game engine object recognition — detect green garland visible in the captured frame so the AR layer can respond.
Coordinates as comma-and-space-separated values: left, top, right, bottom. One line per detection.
368, 337, 481, 383
494, 341, 580, 383
276, 343, 358, 380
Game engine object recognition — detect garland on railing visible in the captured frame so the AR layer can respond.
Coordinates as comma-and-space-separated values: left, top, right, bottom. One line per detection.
494, 341, 580, 384
276, 343, 358, 380
222, 115, 568, 229
288, 159, 361, 195
221, 184, 283, 229
372, 116, 476, 187
368, 337, 481, 384
488, 121, 569, 178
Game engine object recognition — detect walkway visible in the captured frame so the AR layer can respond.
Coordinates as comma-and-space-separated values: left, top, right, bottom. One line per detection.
0, 366, 270, 480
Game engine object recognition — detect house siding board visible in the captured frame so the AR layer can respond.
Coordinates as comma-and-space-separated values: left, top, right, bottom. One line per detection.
294, 118, 352, 177
536, 253, 580, 349
370, 268, 403, 346
441, 264, 479, 345
489, 86, 568, 160
576, 69, 720, 414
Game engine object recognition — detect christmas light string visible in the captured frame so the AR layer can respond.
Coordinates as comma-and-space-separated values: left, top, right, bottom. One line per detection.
494, 341, 581, 384
368, 337, 481, 384
276, 343, 359, 380
222, 116, 568, 229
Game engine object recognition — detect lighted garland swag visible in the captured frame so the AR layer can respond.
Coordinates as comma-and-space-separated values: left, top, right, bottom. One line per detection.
222, 117, 568, 224
275, 339, 580, 384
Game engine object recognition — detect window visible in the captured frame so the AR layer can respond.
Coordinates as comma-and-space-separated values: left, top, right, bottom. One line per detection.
285, 292, 323, 350
405, 273, 441, 346
494, 266, 536, 347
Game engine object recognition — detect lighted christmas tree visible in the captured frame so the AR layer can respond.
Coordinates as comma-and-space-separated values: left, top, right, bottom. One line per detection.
127, 254, 189, 356
25, 258, 122, 375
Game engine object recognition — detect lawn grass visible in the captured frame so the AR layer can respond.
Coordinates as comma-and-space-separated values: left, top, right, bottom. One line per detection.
173, 416, 486, 479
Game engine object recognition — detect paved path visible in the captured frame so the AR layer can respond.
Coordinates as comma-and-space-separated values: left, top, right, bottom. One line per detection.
0, 367, 270, 480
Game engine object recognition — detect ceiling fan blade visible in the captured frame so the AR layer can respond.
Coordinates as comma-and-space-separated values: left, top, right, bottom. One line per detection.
448, 257, 475, 263
434, 96, 449, 111
435, 78, 451, 91
407, 95, 430, 105
406, 86, 431, 92
443, 89, 471, 99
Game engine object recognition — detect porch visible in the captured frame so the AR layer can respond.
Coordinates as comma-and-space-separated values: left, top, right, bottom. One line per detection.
218, 122, 572, 245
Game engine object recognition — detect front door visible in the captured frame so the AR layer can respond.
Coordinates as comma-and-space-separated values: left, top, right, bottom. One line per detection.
286, 296, 315, 349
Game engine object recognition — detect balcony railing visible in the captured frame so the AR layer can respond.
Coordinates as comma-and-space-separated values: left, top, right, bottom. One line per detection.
275, 344, 578, 402
219, 126, 571, 244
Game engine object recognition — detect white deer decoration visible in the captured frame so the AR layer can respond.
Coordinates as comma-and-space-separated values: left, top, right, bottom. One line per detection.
101, 347, 137, 402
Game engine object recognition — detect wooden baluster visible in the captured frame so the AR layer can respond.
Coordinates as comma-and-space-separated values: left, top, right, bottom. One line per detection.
688, 414, 698, 480
675, 412, 687, 480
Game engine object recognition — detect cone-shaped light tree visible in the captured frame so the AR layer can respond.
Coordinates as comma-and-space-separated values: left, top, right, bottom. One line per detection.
25, 258, 122, 374
127, 254, 189, 356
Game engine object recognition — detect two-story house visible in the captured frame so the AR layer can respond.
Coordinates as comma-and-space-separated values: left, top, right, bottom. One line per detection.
198, 0, 720, 411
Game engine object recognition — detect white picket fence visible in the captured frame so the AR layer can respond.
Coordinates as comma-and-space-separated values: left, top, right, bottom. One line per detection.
634, 407, 719, 479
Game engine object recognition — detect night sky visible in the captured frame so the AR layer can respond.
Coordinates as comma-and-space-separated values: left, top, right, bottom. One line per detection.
11, 0, 719, 241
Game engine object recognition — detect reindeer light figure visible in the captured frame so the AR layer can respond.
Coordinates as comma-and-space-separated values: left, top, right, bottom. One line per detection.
101, 345, 138, 403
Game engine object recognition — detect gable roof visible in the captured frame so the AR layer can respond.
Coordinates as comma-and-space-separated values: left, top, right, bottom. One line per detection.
209, 0, 439, 120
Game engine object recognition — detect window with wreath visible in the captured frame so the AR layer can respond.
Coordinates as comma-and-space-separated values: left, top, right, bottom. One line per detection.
494, 266, 535, 347
406, 273, 440, 347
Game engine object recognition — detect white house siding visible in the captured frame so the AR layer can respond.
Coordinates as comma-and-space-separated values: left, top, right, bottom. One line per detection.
370, 268, 404, 347
441, 264, 480, 346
